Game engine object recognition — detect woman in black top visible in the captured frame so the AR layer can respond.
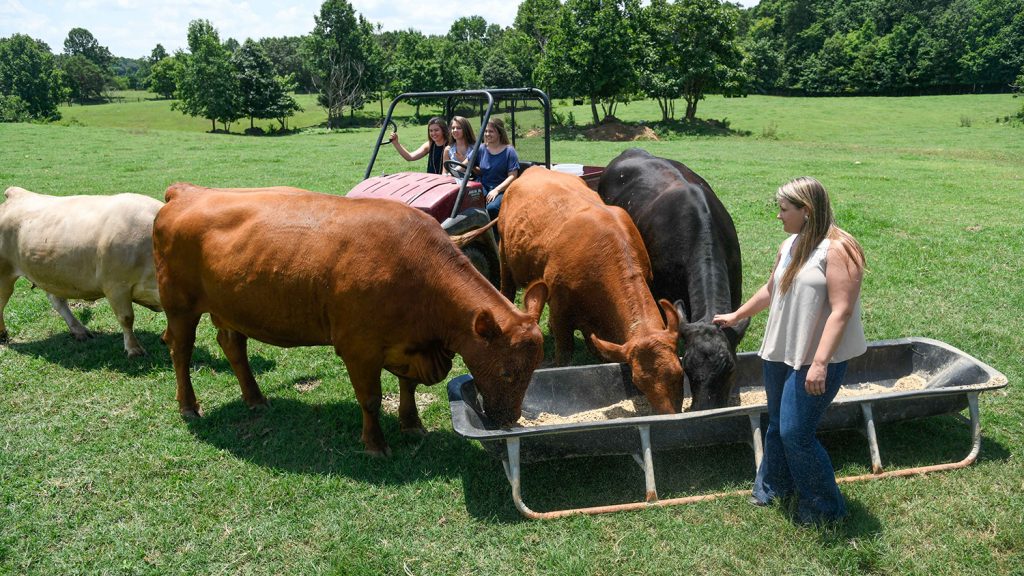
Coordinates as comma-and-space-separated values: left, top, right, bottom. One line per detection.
389, 117, 450, 174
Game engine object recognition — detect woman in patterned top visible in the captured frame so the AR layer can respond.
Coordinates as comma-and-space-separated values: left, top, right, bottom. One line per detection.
444, 116, 477, 170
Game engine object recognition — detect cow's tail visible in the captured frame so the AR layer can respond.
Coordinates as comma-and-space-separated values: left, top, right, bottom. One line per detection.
449, 217, 498, 248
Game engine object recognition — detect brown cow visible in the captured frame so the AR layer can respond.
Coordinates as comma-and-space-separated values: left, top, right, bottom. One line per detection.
153, 183, 547, 455
497, 168, 684, 414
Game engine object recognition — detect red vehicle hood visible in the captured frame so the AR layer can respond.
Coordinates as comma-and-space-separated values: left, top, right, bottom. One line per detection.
348, 172, 484, 223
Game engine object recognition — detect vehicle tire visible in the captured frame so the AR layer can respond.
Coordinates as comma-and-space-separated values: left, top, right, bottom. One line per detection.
461, 240, 501, 288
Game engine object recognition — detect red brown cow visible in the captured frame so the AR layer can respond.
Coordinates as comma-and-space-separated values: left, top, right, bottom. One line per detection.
497, 168, 684, 414
153, 183, 547, 455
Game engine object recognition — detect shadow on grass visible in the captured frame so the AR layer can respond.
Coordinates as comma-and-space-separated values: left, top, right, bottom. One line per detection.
185, 395, 486, 485
459, 410, 1011, 524
5, 329, 275, 376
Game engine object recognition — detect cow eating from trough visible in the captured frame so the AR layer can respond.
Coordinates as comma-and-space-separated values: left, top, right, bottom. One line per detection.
598, 148, 748, 411
497, 167, 685, 414
152, 183, 547, 456
0, 186, 163, 356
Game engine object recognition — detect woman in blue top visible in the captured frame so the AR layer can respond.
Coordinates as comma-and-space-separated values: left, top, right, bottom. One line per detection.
389, 116, 449, 174
477, 118, 520, 220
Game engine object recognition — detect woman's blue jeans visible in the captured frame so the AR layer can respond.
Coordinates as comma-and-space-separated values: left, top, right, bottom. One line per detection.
486, 192, 504, 221
753, 360, 849, 524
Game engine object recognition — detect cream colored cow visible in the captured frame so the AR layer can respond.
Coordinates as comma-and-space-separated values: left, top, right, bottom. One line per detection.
0, 186, 163, 356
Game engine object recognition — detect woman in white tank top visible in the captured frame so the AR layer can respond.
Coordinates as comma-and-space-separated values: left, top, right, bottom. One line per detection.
714, 176, 866, 525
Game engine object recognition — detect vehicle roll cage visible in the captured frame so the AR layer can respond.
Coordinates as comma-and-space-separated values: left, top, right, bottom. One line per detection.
365, 88, 552, 221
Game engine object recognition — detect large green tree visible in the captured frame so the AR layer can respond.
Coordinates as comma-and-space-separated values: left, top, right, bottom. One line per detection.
233, 39, 300, 130
63, 27, 112, 70
0, 34, 63, 120
304, 0, 373, 127
59, 54, 107, 102
147, 56, 177, 99
174, 19, 240, 131
536, 0, 641, 124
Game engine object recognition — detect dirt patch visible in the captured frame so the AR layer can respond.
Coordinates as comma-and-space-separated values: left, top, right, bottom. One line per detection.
381, 392, 435, 414
293, 378, 321, 394
584, 117, 659, 141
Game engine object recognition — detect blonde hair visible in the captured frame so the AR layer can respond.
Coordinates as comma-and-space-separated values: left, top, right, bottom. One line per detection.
450, 116, 476, 146
776, 177, 865, 294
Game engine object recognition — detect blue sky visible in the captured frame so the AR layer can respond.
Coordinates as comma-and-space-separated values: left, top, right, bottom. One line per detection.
1, 0, 760, 59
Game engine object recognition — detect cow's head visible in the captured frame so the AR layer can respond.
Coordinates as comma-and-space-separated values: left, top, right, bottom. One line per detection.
675, 300, 749, 411
590, 299, 684, 414
464, 281, 547, 427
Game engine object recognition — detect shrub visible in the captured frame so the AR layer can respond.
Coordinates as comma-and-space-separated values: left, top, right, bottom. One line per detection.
0, 94, 30, 122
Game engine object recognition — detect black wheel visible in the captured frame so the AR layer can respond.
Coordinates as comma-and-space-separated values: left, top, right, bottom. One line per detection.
461, 241, 501, 288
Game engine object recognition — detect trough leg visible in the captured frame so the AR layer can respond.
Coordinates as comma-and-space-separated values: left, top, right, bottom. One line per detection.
860, 403, 884, 474
630, 425, 658, 503
748, 412, 765, 473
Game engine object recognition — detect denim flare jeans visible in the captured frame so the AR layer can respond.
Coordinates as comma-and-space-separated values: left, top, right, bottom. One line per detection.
753, 360, 849, 524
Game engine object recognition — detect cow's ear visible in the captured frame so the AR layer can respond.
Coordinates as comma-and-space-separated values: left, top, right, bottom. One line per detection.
590, 333, 627, 363
659, 299, 679, 333
473, 309, 502, 340
673, 300, 690, 323
522, 280, 549, 323
724, 317, 750, 348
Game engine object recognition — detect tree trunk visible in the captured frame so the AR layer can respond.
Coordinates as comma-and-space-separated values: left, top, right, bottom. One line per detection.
590, 97, 600, 125
211, 118, 216, 132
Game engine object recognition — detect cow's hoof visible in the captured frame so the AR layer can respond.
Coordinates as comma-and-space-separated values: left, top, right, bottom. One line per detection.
401, 424, 428, 437
180, 406, 203, 419
126, 347, 147, 358
0, 330, 8, 344
365, 445, 392, 458
246, 397, 270, 411
72, 329, 95, 341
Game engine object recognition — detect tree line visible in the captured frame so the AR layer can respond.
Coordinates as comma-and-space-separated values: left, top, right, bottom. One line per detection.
2, 0, 1022, 127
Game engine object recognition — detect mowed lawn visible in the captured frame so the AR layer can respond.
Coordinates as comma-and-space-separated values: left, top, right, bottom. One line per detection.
1, 93, 1022, 575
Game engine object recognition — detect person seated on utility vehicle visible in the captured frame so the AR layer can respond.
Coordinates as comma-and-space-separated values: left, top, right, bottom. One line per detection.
477, 118, 520, 221
444, 116, 477, 173
389, 116, 449, 174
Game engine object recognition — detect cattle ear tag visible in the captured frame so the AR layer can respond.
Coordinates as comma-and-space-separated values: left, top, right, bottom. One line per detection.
473, 309, 502, 340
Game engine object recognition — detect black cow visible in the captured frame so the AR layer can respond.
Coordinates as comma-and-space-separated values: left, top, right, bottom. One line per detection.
598, 148, 748, 411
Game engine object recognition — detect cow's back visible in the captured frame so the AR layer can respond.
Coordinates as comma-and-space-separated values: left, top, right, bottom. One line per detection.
154, 184, 473, 348
0, 187, 162, 303
501, 168, 644, 285
599, 149, 742, 321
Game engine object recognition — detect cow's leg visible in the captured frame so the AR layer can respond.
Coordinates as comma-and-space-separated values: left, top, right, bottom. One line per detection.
499, 251, 517, 302
215, 326, 268, 410
166, 312, 202, 417
105, 288, 145, 357
548, 303, 575, 366
47, 294, 93, 341
345, 361, 390, 457
0, 272, 16, 343
397, 377, 426, 435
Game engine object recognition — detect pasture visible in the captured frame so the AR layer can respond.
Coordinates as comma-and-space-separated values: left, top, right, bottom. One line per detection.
1, 93, 1022, 575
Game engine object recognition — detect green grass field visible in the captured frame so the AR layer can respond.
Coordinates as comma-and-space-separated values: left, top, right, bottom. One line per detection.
1, 93, 1022, 575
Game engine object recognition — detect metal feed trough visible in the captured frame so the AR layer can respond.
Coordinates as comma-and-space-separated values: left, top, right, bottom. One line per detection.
447, 337, 1008, 519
